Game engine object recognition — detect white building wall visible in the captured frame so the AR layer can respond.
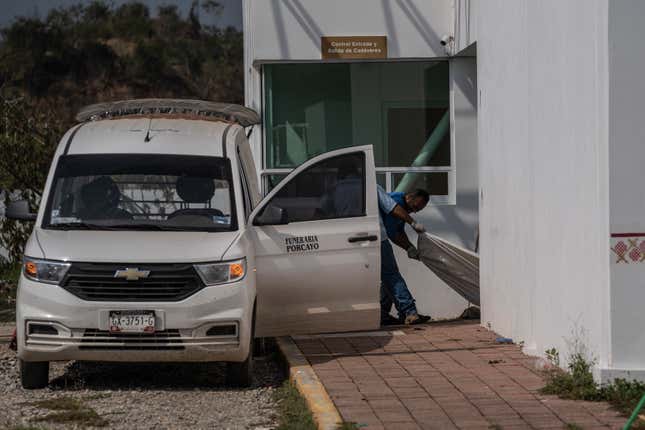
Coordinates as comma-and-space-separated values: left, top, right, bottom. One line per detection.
455, 0, 477, 53
244, 0, 480, 319
607, 0, 645, 380
244, 0, 455, 171
246, 0, 453, 62
477, 1, 611, 369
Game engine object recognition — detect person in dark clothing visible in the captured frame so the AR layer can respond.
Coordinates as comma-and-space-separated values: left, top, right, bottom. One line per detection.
377, 185, 431, 325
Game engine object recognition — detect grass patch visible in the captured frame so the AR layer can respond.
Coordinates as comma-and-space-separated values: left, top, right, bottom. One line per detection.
274, 381, 316, 430
336, 423, 360, 430
10, 426, 48, 430
273, 380, 360, 430
32, 409, 107, 427
27, 397, 85, 411
26, 396, 107, 427
83, 393, 112, 401
540, 350, 645, 427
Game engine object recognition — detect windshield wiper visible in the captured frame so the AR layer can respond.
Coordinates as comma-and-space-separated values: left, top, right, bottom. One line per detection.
48, 222, 230, 232
47, 222, 121, 230
98, 224, 232, 232
105, 224, 186, 231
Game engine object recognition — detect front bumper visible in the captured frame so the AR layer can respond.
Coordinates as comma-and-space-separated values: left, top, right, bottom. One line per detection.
16, 275, 254, 363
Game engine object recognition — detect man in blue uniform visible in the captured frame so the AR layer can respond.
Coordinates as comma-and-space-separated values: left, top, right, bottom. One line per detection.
377, 185, 431, 325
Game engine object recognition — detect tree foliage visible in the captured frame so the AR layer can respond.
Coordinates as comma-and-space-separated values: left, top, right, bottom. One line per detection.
0, 1, 243, 262
0, 98, 66, 261
0, 0, 243, 106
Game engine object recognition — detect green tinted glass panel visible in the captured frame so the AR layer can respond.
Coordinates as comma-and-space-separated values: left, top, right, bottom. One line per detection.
264, 62, 449, 169
265, 174, 288, 192
392, 172, 449, 196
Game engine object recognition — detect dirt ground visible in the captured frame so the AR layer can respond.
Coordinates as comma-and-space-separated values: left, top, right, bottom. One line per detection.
0, 323, 284, 430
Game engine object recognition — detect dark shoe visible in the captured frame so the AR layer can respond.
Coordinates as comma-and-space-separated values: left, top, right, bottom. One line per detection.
404, 313, 431, 325
381, 315, 403, 326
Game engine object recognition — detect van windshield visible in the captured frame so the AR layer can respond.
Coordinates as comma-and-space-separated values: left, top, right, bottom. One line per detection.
43, 154, 237, 232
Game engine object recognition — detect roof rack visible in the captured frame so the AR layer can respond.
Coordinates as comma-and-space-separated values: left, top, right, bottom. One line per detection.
75, 99, 261, 127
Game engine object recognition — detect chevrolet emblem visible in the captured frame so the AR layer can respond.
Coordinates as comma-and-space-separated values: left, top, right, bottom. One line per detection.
114, 268, 150, 281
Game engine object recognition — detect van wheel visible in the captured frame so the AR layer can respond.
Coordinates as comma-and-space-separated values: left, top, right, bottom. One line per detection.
227, 302, 255, 387
226, 345, 253, 387
20, 359, 49, 389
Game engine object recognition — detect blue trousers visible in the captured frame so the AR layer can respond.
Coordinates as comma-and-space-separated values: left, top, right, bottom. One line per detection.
380, 240, 417, 320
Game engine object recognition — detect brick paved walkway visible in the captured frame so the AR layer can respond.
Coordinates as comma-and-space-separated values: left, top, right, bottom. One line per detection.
293, 321, 626, 430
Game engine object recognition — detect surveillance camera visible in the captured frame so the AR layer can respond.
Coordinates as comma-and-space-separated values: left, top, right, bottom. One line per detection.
440, 35, 453, 46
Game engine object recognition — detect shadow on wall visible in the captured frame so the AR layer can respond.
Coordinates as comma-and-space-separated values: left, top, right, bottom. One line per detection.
395, 0, 442, 48
423, 191, 479, 251
273, 0, 445, 56
452, 53, 478, 108
272, 1, 291, 58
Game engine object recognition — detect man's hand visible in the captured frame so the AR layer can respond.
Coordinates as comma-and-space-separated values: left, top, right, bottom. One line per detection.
411, 221, 426, 233
407, 245, 420, 260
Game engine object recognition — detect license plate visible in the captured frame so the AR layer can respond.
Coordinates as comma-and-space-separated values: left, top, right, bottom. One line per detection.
109, 310, 155, 333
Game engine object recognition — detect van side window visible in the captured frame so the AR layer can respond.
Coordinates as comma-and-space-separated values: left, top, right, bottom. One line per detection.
256, 152, 365, 224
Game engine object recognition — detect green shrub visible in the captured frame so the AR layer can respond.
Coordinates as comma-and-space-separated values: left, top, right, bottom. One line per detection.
541, 352, 601, 401
541, 348, 645, 425
600, 378, 645, 416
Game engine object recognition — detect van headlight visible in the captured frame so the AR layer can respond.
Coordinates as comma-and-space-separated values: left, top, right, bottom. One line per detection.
23, 257, 71, 285
194, 259, 246, 286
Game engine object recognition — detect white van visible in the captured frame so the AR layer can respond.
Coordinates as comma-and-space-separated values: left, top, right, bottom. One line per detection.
6, 99, 382, 389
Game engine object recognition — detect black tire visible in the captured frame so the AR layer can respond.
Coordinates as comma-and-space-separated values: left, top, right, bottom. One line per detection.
226, 302, 256, 387
19, 359, 49, 389
226, 346, 253, 387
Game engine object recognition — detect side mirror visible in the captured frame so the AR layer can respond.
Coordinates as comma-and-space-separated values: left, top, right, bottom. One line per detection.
254, 205, 288, 226
5, 200, 37, 221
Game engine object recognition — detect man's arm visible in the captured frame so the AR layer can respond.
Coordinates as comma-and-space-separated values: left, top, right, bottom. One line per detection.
377, 185, 426, 235
390, 204, 414, 225
391, 231, 413, 251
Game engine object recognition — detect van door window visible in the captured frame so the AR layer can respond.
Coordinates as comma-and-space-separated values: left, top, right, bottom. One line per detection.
255, 152, 365, 224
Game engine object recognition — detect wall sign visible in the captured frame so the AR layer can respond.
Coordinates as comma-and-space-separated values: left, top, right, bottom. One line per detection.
321, 36, 387, 59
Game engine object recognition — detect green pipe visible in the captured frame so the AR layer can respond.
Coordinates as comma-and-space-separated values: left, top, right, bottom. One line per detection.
623, 392, 645, 429
395, 110, 450, 193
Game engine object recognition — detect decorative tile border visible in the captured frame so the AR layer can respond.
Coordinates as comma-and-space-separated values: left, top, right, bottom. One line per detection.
611, 233, 645, 263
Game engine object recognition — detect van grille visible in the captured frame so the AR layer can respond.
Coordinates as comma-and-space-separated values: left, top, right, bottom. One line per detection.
62, 263, 204, 302
79, 329, 184, 350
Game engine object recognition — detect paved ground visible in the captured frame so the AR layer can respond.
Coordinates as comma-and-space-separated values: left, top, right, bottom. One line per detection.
293, 320, 627, 430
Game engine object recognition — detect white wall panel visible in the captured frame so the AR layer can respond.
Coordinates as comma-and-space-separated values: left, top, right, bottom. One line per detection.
478, 0, 610, 371
246, 0, 453, 61
455, 0, 477, 53
607, 0, 645, 379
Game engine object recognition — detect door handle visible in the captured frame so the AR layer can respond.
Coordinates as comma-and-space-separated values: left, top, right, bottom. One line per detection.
348, 235, 378, 243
